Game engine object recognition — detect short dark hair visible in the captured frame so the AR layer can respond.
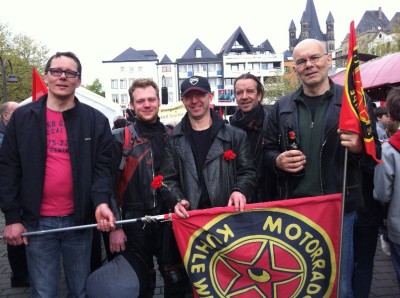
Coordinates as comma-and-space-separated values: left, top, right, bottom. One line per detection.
45, 52, 82, 79
386, 87, 400, 122
374, 106, 388, 119
128, 78, 159, 104
233, 72, 265, 100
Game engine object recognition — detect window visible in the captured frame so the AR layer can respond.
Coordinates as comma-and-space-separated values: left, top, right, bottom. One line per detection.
162, 65, 171, 72
111, 79, 118, 89
208, 64, 216, 72
129, 67, 134, 73
121, 94, 128, 104
195, 49, 202, 58
128, 78, 135, 87
165, 77, 173, 87
178, 65, 187, 72
112, 94, 119, 103
120, 79, 127, 89
208, 78, 217, 88
120, 67, 125, 73
138, 67, 143, 72
224, 78, 234, 86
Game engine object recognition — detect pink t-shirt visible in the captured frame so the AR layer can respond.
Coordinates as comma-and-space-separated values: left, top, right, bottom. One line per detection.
40, 108, 74, 216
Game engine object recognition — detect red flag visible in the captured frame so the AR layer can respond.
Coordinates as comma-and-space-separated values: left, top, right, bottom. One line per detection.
172, 194, 342, 297
218, 106, 223, 118
32, 67, 47, 101
339, 21, 380, 162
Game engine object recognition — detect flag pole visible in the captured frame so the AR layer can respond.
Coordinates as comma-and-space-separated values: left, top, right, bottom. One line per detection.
0, 214, 170, 240
337, 148, 348, 297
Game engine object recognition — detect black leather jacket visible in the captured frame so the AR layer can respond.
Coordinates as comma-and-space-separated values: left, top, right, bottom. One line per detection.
160, 111, 257, 210
110, 122, 170, 220
264, 81, 380, 213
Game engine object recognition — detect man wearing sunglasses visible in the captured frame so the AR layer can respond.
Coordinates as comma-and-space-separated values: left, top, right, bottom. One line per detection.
0, 51, 116, 297
264, 39, 380, 297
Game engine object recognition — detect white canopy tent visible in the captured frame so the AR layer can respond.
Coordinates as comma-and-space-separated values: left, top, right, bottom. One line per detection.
21, 87, 123, 128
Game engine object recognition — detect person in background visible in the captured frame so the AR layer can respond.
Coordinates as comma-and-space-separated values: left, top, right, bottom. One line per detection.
264, 39, 380, 297
0, 101, 19, 146
353, 152, 383, 297
108, 78, 182, 297
230, 73, 274, 202
0, 52, 115, 297
159, 76, 257, 296
374, 106, 392, 258
0, 101, 30, 288
125, 106, 136, 123
374, 86, 400, 289
374, 106, 390, 142
112, 115, 127, 129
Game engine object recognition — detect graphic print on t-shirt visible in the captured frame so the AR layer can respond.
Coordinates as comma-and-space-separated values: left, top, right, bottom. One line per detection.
41, 108, 74, 216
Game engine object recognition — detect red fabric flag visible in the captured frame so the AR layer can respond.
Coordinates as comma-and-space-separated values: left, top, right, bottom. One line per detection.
32, 67, 47, 101
339, 21, 380, 162
171, 194, 342, 297
218, 106, 223, 118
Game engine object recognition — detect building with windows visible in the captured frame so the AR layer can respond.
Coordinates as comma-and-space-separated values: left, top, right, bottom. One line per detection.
104, 27, 284, 112
102, 48, 159, 111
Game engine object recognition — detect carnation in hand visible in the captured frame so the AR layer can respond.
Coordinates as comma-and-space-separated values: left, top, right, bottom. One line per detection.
151, 175, 182, 203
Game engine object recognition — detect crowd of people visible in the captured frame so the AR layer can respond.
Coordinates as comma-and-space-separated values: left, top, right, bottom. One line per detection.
0, 38, 399, 297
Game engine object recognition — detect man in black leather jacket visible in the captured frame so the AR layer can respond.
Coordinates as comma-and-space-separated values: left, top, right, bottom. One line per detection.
230, 73, 274, 202
160, 76, 256, 218
264, 39, 380, 298
160, 76, 256, 296
109, 78, 184, 297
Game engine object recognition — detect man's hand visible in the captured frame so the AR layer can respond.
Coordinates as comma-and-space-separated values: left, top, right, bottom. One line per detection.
3, 223, 28, 246
95, 203, 116, 232
174, 199, 190, 218
228, 191, 246, 212
337, 129, 363, 154
275, 150, 306, 173
109, 228, 127, 253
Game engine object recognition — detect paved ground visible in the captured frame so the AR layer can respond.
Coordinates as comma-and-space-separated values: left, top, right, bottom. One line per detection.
0, 212, 398, 297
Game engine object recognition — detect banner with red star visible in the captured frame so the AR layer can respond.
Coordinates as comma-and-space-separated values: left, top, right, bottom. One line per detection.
171, 194, 341, 297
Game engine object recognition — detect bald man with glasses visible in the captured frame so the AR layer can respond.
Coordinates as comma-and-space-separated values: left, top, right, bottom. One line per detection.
264, 38, 380, 297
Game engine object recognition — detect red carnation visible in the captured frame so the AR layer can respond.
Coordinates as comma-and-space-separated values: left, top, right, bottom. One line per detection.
151, 175, 164, 189
150, 174, 182, 203
223, 149, 236, 161
288, 131, 296, 139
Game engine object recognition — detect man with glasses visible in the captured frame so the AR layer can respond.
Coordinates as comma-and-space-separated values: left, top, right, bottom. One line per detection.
159, 75, 257, 295
264, 39, 380, 297
0, 51, 116, 297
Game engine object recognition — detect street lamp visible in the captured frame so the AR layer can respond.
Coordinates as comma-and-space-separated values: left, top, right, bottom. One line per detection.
0, 56, 18, 102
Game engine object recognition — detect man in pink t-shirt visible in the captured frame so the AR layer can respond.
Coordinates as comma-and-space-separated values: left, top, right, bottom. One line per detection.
0, 52, 116, 298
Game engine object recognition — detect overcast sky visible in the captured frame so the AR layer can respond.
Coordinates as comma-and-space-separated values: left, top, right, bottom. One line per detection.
1, 0, 398, 85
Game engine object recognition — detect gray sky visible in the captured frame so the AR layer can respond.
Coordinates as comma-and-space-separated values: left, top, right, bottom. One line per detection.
1, 0, 398, 85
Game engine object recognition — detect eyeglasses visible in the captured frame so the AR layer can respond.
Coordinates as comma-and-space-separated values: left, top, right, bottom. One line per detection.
48, 68, 80, 78
294, 53, 328, 67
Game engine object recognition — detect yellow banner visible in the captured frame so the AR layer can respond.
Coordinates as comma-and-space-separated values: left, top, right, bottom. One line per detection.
159, 101, 186, 126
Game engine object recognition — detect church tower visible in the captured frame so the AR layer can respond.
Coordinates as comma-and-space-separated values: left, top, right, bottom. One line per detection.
289, 0, 335, 52
326, 12, 335, 51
